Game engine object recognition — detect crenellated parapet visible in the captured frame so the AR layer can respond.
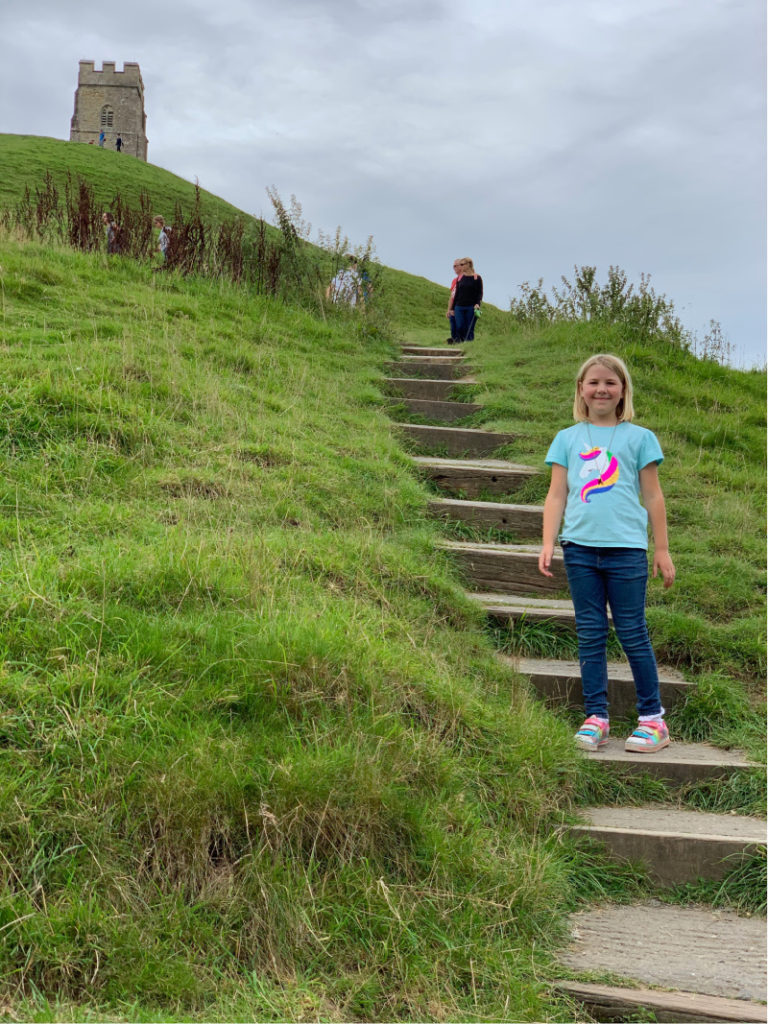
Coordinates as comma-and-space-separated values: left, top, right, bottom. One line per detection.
76, 60, 145, 98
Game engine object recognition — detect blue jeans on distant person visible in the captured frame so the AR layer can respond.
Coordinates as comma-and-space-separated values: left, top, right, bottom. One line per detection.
453, 305, 477, 341
561, 542, 662, 719
448, 312, 460, 341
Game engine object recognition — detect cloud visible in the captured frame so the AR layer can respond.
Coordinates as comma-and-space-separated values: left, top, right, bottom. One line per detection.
0, 0, 764, 365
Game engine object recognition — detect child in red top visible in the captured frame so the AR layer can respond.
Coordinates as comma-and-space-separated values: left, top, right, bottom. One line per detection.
445, 258, 463, 343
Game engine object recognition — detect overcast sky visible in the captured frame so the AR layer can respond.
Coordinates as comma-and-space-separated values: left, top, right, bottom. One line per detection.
2, 0, 765, 366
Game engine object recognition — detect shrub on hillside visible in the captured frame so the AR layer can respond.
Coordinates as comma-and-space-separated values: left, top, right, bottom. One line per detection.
509, 265, 731, 363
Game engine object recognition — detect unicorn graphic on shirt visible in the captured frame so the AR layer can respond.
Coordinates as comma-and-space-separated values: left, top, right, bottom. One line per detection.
579, 446, 619, 503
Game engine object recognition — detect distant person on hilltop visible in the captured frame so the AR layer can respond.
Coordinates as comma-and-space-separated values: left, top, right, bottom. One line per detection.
448, 257, 483, 341
99, 130, 106, 148
326, 254, 362, 306
445, 258, 464, 343
153, 216, 171, 262
116, 135, 123, 152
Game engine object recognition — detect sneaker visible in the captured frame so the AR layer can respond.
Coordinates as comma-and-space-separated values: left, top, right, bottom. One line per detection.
625, 719, 670, 753
575, 716, 610, 751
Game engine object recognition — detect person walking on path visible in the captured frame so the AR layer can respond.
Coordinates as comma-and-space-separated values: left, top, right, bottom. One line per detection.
99, 130, 106, 148
449, 257, 482, 341
445, 258, 464, 343
116, 135, 123, 152
538, 353, 675, 754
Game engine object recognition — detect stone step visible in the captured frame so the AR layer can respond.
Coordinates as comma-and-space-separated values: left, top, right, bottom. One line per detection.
429, 496, 543, 539
510, 656, 691, 718
400, 345, 463, 356
412, 456, 539, 497
571, 805, 766, 885
387, 398, 484, 422
558, 902, 767, 1015
440, 540, 565, 596
470, 591, 579, 628
385, 360, 472, 380
385, 378, 476, 401
557, 981, 767, 1024
397, 424, 516, 457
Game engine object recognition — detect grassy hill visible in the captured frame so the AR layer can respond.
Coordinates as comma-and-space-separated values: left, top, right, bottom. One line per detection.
0, 134, 247, 223
0, 135, 764, 1022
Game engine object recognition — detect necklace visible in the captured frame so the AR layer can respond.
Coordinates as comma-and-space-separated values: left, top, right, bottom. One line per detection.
585, 420, 621, 483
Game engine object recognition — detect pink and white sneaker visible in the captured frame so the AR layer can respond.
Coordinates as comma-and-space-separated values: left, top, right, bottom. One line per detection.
625, 719, 670, 753
575, 716, 610, 751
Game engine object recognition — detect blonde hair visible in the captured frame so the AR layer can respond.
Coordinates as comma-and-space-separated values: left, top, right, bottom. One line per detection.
460, 257, 475, 273
573, 353, 635, 422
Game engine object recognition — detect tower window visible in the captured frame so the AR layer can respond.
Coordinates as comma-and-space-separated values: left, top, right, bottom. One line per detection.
100, 106, 114, 129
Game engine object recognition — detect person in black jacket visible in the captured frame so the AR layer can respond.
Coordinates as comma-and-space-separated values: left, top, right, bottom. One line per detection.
450, 257, 483, 340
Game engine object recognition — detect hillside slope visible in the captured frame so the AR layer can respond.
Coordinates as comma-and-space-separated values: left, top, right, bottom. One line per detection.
0, 233, 590, 1022
0, 134, 764, 1022
0, 133, 247, 223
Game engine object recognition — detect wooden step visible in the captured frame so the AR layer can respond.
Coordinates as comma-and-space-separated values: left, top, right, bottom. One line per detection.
557, 981, 767, 1023
579, 738, 753, 785
400, 345, 463, 356
440, 540, 565, 596
397, 353, 465, 365
571, 805, 766, 885
387, 398, 483, 422
510, 656, 691, 718
470, 592, 579, 629
385, 378, 476, 401
412, 456, 539, 497
385, 360, 472, 380
428, 497, 542, 539
397, 424, 516, 457
558, 902, 767, 1015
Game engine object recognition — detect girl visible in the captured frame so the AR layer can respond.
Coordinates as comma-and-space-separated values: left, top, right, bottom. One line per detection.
449, 258, 483, 341
538, 354, 675, 753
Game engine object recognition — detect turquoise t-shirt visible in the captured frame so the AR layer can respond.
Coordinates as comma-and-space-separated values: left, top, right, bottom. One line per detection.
545, 421, 664, 550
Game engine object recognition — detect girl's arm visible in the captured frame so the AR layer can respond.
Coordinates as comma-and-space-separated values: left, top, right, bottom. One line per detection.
538, 464, 567, 577
639, 462, 675, 588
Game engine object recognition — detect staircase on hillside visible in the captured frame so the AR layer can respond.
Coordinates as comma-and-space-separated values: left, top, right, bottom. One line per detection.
385, 343, 767, 1024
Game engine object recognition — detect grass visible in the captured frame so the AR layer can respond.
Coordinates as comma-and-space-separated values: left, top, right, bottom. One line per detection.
0, 232, 599, 1022
0, 134, 765, 1020
0, 134, 247, 224
663, 849, 767, 915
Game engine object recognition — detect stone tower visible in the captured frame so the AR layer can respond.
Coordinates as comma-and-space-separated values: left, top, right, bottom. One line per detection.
70, 60, 148, 160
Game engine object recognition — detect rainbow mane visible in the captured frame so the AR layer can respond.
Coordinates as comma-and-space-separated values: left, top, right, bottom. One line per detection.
580, 453, 619, 503
579, 447, 602, 461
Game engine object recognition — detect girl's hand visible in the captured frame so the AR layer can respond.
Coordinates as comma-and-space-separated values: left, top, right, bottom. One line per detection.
653, 551, 676, 588
538, 545, 555, 578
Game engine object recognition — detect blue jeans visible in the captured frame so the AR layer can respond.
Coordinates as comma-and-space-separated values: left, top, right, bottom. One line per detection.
453, 306, 477, 341
562, 543, 662, 719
